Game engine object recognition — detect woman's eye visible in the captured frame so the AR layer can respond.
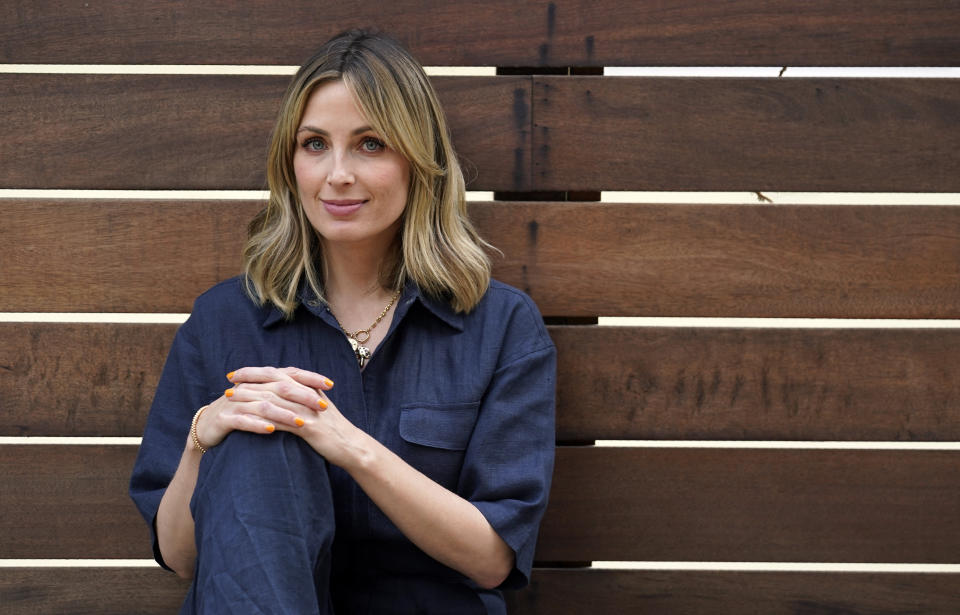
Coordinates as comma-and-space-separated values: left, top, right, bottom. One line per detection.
302, 137, 325, 151
360, 137, 385, 153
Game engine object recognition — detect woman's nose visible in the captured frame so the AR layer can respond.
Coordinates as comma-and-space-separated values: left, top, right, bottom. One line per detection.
326, 152, 355, 186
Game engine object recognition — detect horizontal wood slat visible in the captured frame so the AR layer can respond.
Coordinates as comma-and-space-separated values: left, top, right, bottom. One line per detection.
3, 1, 959, 66
552, 326, 960, 441
509, 569, 960, 615
475, 202, 960, 318
3, 568, 959, 615
0, 75, 530, 191
4, 323, 960, 442
0, 568, 188, 614
538, 447, 960, 562
3, 445, 959, 562
5, 201, 960, 317
533, 77, 960, 191
5, 76, 959, 192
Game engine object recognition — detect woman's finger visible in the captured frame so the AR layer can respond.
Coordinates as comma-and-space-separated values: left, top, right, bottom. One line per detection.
228, 366, 334, 392
227, 380, 328, 412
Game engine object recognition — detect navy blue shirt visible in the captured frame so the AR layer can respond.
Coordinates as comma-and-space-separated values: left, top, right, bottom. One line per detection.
130, 276, 556, 612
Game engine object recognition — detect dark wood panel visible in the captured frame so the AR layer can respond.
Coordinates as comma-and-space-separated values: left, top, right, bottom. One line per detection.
3, 1, 958, 66
0, 75, 530, 191
0, 323, 177, 436
472, 202, 960, 318
3, 445, 960, 563
3, 568, 959, 615
5, 201, 960, 317
533, 77, 960, 191
0, 568, 188, 614
509, 569, 960, 615
538, 447, 960, 562
1, 200, 261, 312
552, 327, 960, 441
5, 323, 960, 442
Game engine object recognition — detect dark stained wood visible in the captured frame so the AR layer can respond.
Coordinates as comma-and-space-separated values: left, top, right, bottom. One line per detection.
3, 567, 960, 615
533, 77, 960, 191
508, 569, 960, 615
552, 326, 960, 442
0, 323, 177, 436
4, 445, 960, 563
5, 201, 960, 317
5, 323, 960, 443
1, 446, 153, 559
471, 202, 960, 318
537, 447, 960, 562
1, 568, 188, 615
1, 200, 260, 312
3, 1, 959, 66
0, 74, 531, 191
6, 75, 960, 193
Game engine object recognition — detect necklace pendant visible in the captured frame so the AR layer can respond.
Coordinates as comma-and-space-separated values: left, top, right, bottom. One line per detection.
356, 344, 371, 368
348, 337, 359, 353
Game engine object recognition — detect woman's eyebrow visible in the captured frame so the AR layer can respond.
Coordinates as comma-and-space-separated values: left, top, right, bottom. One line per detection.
296, 125, 375, 136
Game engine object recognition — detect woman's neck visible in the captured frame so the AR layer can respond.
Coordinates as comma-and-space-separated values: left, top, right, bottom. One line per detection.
321, 240, 399, 329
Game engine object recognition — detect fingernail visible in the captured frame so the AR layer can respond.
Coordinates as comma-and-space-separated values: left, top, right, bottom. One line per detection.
294, 417, 305, 427
317, 398, 328, 409
226, 371, 235, 380
265, 424, 275, 433
324, 378, 334, 388
225, 388, 234, 398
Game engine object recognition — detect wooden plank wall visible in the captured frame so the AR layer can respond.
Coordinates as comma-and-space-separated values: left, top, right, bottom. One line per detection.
2, 2, 960, 613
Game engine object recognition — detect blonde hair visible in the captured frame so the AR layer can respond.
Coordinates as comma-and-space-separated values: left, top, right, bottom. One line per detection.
243, 30, 492, 318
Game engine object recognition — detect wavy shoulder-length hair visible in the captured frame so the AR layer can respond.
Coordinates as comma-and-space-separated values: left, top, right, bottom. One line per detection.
243, 30, 492, 318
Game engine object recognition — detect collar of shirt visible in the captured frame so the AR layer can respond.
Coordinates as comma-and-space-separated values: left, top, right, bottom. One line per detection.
259, 277, 465, 333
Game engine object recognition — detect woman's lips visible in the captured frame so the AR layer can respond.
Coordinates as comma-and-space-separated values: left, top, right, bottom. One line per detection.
321, 199, 366, 216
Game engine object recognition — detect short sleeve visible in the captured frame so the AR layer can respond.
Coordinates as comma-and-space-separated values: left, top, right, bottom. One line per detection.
128, 313, 215, 570
457, 300, 556, 589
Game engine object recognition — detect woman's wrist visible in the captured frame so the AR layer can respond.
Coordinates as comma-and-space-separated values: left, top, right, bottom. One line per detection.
190, 405, 210, 454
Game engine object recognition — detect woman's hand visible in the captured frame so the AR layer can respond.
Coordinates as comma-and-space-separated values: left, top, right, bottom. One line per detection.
194, 366, 336, 450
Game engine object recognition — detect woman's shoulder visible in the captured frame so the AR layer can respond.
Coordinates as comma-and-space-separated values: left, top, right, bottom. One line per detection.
186, 276, 273, 328
479, 279, 544, 321
467, 279, 554, 356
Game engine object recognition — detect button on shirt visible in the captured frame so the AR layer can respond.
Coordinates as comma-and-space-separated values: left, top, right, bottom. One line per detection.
130, 276, 556, 613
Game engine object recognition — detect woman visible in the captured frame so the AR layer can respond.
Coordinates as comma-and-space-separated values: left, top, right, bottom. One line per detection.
129, 30, 555, 614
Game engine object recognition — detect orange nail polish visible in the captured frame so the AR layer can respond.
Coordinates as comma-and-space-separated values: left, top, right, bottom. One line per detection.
226, 371, 235, 380
295, 417, 305, 427
317, 398, 328, 409
225, 388, 234, 397
324, 378, 334, 388
265, 424, 275, 433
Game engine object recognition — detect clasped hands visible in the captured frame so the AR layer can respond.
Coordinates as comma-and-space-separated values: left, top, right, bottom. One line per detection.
193, 366, 358, 466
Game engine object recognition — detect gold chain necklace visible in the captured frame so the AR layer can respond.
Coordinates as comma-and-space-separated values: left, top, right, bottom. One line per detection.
332, 289, 402, 368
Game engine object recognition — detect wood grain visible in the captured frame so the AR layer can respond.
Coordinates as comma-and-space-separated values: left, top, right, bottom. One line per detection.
508, 568, 960, 615
533, 77, 960, 191
3, 445, 959, 563
0, 75, 531, 191
0, 568, 188, 614
537, 447, 960, 562
5, 75, 959, 192
4, 323, 960, 442
3, 567, 959, 614
5, 201, 960, 317
3, 1, 958, 66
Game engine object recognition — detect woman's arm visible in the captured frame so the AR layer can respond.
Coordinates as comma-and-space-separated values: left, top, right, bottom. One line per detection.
229, 366, 515, 589
325, 420, 514, 589
154, 432, 202, 578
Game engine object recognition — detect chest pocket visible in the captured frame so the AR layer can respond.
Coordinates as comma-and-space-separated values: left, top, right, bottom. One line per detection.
398, 401, 479, 451
369, 402, 481, 538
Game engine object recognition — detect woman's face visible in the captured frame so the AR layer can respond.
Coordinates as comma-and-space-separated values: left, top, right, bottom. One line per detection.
293, 80, 410, 250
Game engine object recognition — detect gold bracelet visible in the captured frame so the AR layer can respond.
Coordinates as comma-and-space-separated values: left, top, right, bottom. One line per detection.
191, 405, 209, 454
